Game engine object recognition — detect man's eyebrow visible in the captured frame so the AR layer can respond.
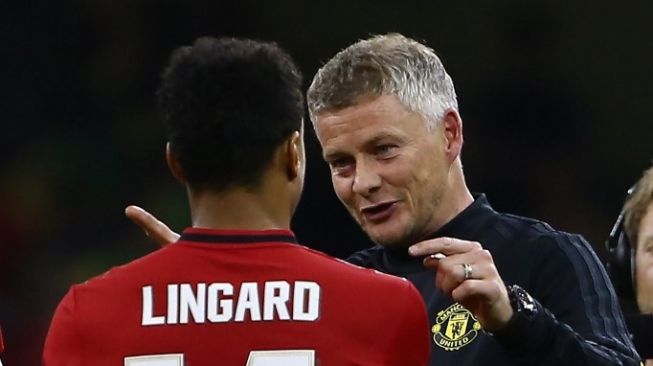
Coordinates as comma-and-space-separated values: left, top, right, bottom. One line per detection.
368, 133, 396, 142
364, 133, 403, 147
322, 133, 403, 160
323, 149, 345, 161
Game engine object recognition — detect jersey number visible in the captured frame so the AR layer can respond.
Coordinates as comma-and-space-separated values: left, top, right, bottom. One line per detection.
124, 350, 315, 366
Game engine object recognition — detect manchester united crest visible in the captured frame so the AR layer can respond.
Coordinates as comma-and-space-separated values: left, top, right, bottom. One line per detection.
432, 303, 481, 351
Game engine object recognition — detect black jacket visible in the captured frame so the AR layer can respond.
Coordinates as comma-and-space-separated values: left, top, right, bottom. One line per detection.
347, 194, 640, 366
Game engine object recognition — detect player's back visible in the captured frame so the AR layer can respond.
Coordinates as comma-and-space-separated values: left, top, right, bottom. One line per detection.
43, 228, 430, 366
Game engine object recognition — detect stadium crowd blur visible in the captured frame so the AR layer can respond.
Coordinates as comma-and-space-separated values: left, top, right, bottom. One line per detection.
2, 1, 652, 364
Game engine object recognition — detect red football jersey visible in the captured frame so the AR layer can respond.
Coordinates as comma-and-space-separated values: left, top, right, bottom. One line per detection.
43, 228, 430, 366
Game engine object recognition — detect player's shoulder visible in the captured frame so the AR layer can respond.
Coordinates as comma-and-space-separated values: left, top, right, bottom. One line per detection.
469, 193, 580, 246
301, 249, 422, 312
491, 211, 594, 262
291, 244, 413, 288
492, 211, 581, 243
71, 245, 177, 292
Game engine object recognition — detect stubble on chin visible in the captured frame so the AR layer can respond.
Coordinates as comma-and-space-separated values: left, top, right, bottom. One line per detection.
354, 209, 417, 249
365, 226, 415, 249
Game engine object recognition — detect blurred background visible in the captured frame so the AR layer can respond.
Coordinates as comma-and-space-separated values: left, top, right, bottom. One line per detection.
2, 0, 652, 363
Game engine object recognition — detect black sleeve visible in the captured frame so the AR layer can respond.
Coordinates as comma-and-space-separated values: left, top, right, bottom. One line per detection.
493, 233, 641, 365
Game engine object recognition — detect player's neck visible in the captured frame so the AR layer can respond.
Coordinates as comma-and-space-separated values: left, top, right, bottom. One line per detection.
187, 187, 292, 231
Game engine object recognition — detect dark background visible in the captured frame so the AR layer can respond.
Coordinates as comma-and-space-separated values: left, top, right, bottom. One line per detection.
2, 1, 652, 363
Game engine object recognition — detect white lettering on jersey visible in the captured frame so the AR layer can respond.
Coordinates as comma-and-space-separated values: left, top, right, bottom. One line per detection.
141, 281, 320, 326
180, 283, 206, 323
293, 281, 320, 321
235, 283, 261, 322
207, 283, 233, 322
263, 281, 290, 320
142, 286, 165, 326
167, 284, 178, 324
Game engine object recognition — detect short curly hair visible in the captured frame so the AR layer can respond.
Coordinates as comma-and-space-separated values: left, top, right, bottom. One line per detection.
157, 36, 304, 192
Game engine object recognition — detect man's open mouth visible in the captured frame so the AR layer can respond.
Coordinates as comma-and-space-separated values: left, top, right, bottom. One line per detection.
360, 202, 398, 222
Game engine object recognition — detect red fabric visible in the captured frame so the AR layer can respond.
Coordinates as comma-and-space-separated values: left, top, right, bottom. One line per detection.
0, 324, 4, 353
43, 228, 429, 366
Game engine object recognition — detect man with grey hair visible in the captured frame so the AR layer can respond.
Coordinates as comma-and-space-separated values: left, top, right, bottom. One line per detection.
306, 32, 638, 365
128, 33, 640, 365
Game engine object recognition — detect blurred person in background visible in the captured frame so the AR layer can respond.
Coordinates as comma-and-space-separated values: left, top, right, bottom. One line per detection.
606, 165, 653, 364
0, 325, 4, 366
43, 36, 429, 366
129, 33, 640, 365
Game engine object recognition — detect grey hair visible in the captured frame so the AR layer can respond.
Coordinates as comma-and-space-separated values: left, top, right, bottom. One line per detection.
307, 33, 458, 130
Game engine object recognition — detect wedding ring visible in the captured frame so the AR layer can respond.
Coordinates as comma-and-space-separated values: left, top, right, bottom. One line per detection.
462, 263, 473, 280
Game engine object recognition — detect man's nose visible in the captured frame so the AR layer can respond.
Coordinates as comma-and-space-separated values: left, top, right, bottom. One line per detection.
352, 159, 381, 196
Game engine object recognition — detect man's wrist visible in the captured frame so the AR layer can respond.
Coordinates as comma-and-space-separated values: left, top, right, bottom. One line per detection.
488, 285, 538, 336
489, 285, 554, 364
507, 284, 538, 319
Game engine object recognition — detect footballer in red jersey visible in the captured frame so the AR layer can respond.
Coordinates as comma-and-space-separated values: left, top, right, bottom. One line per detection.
45, 228, 428, 365
43, 37, 430, 366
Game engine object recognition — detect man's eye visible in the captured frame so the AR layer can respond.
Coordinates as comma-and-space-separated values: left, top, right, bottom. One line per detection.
329, 159, 354, 174
330, 159, 349, 168
376, 145, 398, 158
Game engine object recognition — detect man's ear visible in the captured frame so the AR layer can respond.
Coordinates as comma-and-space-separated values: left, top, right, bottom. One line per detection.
165, 142, 186, 184
441, 109, 464, 161
285, 131, 302, 180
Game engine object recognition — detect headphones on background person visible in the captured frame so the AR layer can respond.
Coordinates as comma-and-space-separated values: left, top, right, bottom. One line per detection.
605, 185, 638, 300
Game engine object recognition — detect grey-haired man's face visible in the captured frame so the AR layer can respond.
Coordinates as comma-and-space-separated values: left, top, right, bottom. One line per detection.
313, 94, 452, 248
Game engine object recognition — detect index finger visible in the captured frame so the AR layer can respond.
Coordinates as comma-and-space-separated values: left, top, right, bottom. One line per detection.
408, 237, 482, 257
125, 205, 180, 247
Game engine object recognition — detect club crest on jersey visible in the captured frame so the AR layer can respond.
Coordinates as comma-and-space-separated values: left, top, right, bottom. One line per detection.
432, 303, 481, 351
